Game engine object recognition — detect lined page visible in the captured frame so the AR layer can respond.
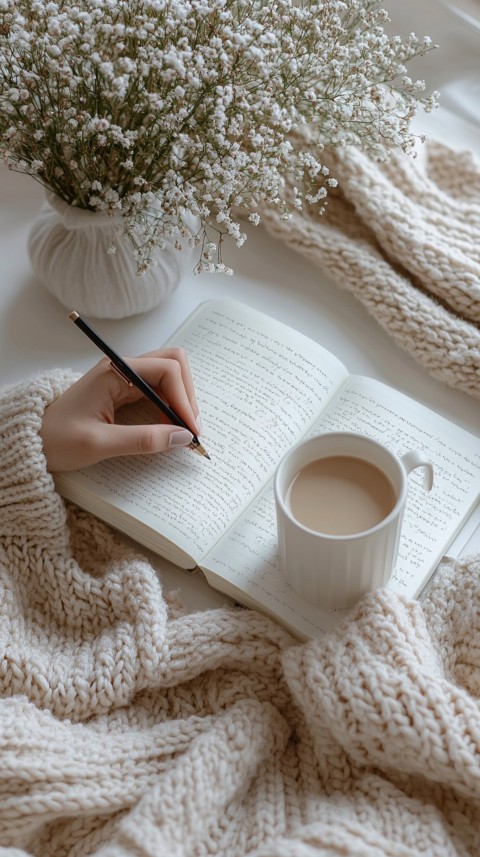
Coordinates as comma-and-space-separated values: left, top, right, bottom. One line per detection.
203, 375, 480, 638
57, 300, 348, 562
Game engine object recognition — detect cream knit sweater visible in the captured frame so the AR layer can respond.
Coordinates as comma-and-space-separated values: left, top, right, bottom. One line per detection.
262, 140, 480, 400
1, 371, 480, 857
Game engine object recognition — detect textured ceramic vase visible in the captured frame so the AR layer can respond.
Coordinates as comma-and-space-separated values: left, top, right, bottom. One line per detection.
28, 191, 197, 318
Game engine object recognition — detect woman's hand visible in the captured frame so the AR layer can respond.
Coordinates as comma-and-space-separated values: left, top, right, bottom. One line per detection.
40, 348, 202, 472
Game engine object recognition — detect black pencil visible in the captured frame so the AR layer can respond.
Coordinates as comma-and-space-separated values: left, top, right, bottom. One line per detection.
69, 311, 210, 460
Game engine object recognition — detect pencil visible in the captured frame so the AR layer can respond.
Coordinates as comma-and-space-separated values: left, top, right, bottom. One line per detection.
69, 311, 210, 460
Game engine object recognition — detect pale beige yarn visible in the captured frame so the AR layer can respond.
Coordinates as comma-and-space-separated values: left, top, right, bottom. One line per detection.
1, 372, 480, 857
261, 140, 480, 399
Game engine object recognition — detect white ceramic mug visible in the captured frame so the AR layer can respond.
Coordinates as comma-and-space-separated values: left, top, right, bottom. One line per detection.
274, 432, 434, 610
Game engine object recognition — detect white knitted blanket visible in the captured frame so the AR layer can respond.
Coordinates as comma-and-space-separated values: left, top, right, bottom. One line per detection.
261, 140, 480, 400
1, 372, 480, 857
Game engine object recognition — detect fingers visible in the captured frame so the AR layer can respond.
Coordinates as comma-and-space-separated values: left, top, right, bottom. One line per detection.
88, 423, 194, 462
107, 350, 201, 437
156, 347, 199, 420
41, 348, 203, 472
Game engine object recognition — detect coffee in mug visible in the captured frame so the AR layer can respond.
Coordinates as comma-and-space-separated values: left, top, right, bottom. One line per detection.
287, 455, 397, 535
274, 432, 434, 610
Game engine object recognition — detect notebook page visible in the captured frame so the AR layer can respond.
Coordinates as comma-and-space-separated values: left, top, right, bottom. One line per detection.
58, 300, 348, 562
202, 375, 480, 638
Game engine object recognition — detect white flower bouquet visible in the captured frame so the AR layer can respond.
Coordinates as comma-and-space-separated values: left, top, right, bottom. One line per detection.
0, 0, 437, 275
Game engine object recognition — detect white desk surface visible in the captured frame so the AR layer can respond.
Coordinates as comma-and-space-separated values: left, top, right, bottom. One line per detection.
1, 0, 479, 612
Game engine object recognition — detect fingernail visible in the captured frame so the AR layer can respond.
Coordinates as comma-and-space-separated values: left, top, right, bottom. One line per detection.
195, 414, 203, 436
168, 429, 194, 448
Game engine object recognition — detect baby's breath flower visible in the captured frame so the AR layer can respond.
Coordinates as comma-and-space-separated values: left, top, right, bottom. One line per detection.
0, 0, 438, 275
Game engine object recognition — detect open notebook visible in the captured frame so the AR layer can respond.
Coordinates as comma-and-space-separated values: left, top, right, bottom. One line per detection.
54, 299, 480, 639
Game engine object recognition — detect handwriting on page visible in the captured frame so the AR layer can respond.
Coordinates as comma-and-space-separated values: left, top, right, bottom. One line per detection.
77, 306, 345, 558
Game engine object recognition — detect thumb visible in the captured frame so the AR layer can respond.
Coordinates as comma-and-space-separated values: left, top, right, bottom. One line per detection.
93, 423, 194, 460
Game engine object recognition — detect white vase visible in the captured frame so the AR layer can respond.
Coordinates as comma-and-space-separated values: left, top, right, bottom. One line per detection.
28, 192, 197, 318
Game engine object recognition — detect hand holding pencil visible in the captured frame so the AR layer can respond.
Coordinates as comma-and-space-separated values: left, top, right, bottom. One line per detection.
40, 335, 208, 472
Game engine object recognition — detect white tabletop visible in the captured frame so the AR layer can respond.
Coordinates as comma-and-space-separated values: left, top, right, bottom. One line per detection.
1, 0, 479, 611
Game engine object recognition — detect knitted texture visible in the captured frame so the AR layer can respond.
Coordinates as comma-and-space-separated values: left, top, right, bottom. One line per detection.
1, 372, 480, 857
261, 140, 480, 400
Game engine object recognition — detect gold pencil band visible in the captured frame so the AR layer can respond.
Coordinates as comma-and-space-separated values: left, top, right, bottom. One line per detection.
109, 360, 133, 386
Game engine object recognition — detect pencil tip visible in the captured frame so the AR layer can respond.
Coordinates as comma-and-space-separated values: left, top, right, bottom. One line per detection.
190, 441, 211, 460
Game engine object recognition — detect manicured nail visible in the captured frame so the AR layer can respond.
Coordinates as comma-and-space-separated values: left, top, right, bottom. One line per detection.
168, 429, 194, 448
196, 414, 203, 436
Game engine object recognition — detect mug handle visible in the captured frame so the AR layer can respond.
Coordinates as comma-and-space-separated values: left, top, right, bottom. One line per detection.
400, 451, 434, 491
